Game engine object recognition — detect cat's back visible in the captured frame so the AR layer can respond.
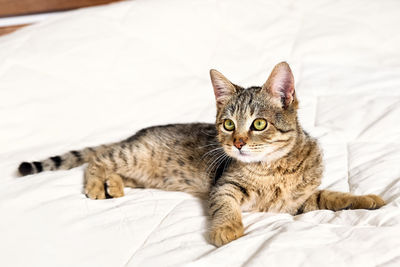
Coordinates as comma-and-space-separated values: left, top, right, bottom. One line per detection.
125, 122, 217, 148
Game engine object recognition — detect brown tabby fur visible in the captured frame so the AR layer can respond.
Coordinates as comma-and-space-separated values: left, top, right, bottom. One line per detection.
18, 62, 385, 247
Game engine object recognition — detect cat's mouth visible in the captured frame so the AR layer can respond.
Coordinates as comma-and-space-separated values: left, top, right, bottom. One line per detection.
238, 151, 250, 156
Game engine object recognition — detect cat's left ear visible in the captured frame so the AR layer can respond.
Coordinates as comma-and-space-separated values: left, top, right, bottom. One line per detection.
210, 69, 237, 108
262, 62, 295, 109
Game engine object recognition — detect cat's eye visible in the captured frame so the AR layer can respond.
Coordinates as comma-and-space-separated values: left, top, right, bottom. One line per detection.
252, 118, 267, 131
223, 119, 235, 131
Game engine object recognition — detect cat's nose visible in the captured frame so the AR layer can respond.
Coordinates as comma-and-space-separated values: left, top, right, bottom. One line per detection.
234, 138, 246, 150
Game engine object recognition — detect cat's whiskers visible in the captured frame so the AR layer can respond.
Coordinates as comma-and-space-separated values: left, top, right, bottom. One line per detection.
264, 138, 291, 144
205, 150, 225, 165
206, 154, 225, 173
206, 153, 229, 177
221, 156, 232, 175
197, 143, 220, 149
202, 147, 224, 160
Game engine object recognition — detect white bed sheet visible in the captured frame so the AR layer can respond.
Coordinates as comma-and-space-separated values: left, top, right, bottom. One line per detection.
1, 0, 400, 266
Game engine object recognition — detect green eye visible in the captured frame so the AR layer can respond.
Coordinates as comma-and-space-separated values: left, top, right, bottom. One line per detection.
252, 118, 267, 131
223, 119, 235, 131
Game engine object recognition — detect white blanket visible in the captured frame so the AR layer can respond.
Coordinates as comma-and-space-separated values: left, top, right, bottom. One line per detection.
1, 0, 400, 266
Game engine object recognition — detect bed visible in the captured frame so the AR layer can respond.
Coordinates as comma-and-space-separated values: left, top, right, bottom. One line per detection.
1, 0, 400, 266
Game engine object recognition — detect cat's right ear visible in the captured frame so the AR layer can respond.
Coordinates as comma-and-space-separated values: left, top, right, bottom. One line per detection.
210, 69, 237, 108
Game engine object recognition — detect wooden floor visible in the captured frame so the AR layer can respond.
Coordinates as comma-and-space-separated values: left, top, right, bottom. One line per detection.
0, 24, 28, 36
0, 0, 123, 36
0, 0, 122, 17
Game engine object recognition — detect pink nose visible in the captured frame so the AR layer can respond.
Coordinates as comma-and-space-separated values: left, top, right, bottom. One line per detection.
234, 138, 246, 150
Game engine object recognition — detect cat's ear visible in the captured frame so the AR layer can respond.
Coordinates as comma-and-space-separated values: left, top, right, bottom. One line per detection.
262, 62, 295, 109
210, 69, 237, 108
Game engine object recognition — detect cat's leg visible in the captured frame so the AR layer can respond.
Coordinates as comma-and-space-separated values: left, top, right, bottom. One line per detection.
208, 182, 249, 247
105, 172, 125, 198
300, 190, 385, 213
84, 153, 125, 199
84, 161, 107, 199
84, 140, 151, 199
122, 177, 141, 188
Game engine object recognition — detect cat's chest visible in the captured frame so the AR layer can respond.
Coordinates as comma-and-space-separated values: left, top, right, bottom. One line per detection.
241, 184, 286, 212
240, 175, 300, 213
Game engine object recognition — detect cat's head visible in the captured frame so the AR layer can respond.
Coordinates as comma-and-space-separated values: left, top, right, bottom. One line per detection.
210, 62, 299, 163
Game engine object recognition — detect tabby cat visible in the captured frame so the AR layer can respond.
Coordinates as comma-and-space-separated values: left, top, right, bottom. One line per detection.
18, 62, 385, 246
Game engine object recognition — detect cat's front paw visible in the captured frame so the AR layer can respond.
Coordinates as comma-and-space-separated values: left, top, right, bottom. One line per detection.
209, 221, 244, 247
354, 194, 385, 210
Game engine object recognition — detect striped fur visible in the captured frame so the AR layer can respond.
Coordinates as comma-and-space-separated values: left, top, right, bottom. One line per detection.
18, 62, 385, 247
18, 145, 109, 176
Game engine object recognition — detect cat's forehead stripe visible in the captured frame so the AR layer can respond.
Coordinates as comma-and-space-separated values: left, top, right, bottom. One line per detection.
226, 89, 262, 118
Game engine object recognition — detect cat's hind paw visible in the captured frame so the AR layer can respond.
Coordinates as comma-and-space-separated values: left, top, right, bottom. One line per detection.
85, 179, 106, 200
105, 173, 124, 198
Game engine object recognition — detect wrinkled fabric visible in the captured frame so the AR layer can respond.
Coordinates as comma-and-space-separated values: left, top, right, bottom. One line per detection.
0, 0, 400, 266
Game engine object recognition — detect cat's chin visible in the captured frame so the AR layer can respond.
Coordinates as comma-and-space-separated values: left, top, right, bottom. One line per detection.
232, 152, 265, 163
236, 156, 262, 163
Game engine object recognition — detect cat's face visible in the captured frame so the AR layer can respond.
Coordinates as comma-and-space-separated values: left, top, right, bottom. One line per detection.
210, 62, 299, 163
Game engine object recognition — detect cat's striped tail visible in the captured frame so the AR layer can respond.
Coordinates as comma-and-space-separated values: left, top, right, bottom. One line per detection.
18, 145, 109, 176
